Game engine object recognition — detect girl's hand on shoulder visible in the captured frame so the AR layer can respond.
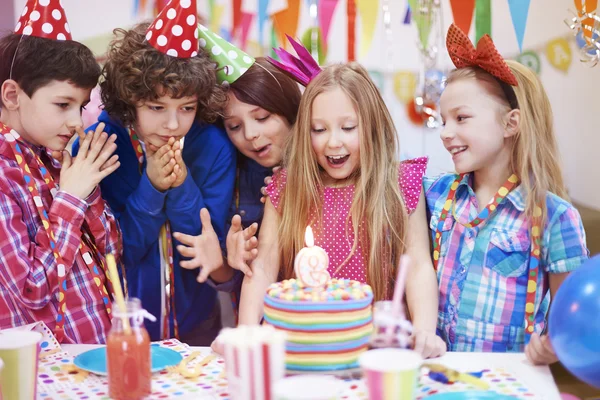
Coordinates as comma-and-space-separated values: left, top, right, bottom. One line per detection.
525, 333, 558, 365
260, 166, 280, 204
410, 330, 447, 359
226, 214, 258, 276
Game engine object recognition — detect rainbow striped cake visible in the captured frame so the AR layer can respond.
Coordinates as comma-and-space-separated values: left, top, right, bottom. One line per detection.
263, 278, 374, 371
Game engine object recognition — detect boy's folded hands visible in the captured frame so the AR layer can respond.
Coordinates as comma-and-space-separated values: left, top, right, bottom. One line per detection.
54, 122, 120, 200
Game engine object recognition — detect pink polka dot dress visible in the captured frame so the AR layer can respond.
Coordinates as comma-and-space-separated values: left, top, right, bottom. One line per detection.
265, 157, 428, 284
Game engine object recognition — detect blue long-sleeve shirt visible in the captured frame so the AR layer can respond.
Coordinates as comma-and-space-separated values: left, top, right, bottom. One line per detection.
73, 111, 237, 340
227, 155, 272, 232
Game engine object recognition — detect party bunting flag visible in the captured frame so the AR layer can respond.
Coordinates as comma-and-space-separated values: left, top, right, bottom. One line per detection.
209, 0, 215, 17
403, 5, 411, 24
507, 0, 531, 52
241, 0, 269, 47
270, 25, 278, 58
232, 0, 243, 39
450, 0, 476, 35
516, 50, 541, 74
475, 0, 491, 41
301, 27, 327, 64
546, 37, 572, 72
259, 0, 269, 47
394, 71, 417, 103
407, 0, 434, 49
319, 0, 340, 43
239, 12, 254, 50
273, 0, 301, 49
210, 3, 226, 34
356, 0, 379, 58
369, 70, 384, 90
347, 0, 356, 60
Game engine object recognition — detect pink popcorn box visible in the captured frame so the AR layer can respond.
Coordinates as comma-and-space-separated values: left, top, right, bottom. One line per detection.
221, 325, 287, 400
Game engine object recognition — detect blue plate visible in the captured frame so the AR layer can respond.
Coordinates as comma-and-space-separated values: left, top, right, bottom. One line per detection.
73, 345, 183, 376
425, 392, 517, 399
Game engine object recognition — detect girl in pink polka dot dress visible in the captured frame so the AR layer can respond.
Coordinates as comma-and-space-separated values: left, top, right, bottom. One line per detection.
238, 62, 446, 358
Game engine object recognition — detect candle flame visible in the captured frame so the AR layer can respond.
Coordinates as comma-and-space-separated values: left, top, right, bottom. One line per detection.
304, 226, 315, 247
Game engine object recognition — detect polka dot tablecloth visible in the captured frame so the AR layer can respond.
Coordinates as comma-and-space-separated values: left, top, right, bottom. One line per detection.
28, 322, 536, 399
37, 348, 537, 399
38, 340, 232, 400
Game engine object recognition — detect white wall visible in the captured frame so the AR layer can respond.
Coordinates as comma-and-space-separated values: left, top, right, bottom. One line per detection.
11, 0, 600, 209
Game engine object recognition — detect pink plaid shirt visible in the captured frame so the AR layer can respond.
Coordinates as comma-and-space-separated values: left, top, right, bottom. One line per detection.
0, 132, 120, 344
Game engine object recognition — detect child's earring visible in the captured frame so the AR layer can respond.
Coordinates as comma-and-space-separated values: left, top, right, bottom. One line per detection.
504, 109, 520, 138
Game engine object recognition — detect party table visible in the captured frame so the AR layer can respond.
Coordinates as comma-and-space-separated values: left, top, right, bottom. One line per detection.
33, 341, 563, 400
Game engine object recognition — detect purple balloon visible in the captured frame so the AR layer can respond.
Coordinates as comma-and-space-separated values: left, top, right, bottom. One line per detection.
549, 254, 600, 388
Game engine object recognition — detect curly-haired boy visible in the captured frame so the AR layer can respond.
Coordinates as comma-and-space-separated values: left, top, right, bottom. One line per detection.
75, 3, 237, 343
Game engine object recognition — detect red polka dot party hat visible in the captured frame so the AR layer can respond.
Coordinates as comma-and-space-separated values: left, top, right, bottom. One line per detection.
145, 0, 199, 58
14, 0, 72, 41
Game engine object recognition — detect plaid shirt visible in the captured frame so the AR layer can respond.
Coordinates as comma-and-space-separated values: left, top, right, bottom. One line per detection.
0, 132, 120, 344
424, 173, 589, 352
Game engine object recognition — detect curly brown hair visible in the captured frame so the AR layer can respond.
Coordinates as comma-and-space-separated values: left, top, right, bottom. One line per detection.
100, 22, 225, 126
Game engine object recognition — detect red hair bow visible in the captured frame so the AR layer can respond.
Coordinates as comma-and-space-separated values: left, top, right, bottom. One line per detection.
446, 23, 518, 86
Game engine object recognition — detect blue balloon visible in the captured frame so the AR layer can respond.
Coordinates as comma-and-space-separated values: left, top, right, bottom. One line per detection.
549, 255, 600, 388
575, 31, 599, 56
423, 69, 447, 104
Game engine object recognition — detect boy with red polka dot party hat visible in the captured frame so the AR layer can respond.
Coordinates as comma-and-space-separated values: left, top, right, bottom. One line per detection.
74, 0, 239, 344
0, 0, 122, 344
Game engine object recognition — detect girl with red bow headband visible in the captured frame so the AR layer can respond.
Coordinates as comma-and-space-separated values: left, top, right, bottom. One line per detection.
424, 24, 589, 364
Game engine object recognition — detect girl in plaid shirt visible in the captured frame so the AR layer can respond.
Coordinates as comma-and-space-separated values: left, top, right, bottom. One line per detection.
425, 25, 589, 364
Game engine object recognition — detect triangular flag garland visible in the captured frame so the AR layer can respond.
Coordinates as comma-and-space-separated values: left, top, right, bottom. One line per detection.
407, 0, 435, 49
356, 0, 379, 58
507, 0, 531, 52
319, 0, 340, 43
122, 0, 585, 73
449, 0, 476, 35
272, 0, 301, 49
475, 0, 492, 42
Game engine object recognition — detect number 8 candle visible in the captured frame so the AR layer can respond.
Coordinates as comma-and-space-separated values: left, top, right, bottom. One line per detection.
294, 226, 331, 287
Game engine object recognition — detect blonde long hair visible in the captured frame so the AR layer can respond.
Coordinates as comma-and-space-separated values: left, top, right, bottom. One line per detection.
278, 62, 408, 301
447, 60, 568, 224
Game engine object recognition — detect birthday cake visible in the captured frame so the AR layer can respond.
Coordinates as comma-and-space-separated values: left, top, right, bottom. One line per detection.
263, 278, 374, 371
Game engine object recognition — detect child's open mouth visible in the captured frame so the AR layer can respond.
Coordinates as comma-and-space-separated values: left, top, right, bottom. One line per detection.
254, 144, 271, 158
326, 155, 349, 167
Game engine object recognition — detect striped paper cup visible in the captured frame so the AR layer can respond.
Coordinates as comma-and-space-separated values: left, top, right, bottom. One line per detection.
0, 330, 42, 400
359, 348, 422, 400
221, 325, 287, 400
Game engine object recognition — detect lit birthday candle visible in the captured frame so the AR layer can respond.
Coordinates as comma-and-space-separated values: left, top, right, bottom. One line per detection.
294, 226, 331, 287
